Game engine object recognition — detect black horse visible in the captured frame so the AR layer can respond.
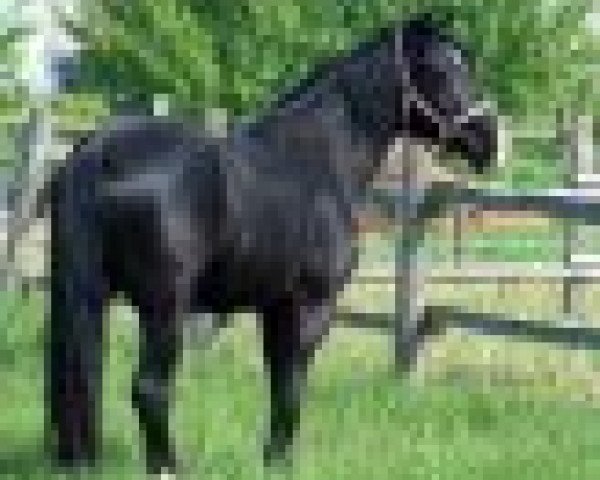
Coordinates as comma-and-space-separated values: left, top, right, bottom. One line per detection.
38, 16, 497, 474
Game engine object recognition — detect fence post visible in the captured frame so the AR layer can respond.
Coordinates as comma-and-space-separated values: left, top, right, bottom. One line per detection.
560, 104, 597, 323
394, 141, 428, 369
558, 107, 575, 317
570, 110, 597, 323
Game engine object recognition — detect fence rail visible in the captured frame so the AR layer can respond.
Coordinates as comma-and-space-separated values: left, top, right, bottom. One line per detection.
356, 260, 600, 284
371, 187, 600, 225
338, 307, 600, 350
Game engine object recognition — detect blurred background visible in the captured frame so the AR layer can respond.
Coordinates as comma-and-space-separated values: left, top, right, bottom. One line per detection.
0, 1, 599, 478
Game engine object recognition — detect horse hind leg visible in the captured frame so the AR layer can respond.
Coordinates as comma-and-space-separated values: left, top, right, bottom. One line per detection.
130, 242, 201, 475
129, 201, 213, 474
130, 273, 190, 474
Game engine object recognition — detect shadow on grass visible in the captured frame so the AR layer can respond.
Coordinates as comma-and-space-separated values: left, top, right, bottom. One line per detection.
0, 446, 54, 480
0, 439, 148, 479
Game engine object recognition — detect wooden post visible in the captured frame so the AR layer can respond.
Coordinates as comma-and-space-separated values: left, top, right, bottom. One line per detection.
394, 141, 431, 371
559, 107, 575, 316
561, 106, 596, 322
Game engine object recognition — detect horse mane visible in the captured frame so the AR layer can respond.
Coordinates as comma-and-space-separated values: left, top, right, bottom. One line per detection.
269, 14, 461, 111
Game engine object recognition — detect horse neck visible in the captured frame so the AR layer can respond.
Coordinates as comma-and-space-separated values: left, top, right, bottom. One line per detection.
260, 85, 392, 194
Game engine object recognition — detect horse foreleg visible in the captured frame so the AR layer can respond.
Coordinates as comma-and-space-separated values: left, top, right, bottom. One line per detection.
261, 301, 331, 465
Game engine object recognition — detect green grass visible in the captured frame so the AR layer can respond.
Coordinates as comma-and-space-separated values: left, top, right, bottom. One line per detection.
2, 291, 600, 479
358, 219, 569, 265
504, 136, 566, 189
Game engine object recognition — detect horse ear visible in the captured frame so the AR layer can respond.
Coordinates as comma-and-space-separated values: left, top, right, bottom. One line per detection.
403, 11, 453, 35
399, 14, 466, 61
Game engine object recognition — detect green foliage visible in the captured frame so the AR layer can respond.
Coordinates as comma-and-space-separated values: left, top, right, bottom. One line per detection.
0, 24, 29, 170
63, 0, 595, 121
2, 1, 594, 172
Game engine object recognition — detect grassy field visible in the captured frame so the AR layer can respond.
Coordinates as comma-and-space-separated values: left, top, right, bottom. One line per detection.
2, 279, 600, 479
3, 216, 600, 478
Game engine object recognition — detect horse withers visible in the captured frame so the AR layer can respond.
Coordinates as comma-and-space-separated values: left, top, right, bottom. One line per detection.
40, 16, 498, 475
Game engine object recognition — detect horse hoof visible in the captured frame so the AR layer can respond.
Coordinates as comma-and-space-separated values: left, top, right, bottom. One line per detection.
155, 467, 177, 480
50, 444, 97, 472
147, 453, 179, 477
263, 443, 292, 468
394, 359, 417, 379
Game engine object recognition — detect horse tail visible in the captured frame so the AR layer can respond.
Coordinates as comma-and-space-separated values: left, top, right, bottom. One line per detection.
46, 154, 107, 466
